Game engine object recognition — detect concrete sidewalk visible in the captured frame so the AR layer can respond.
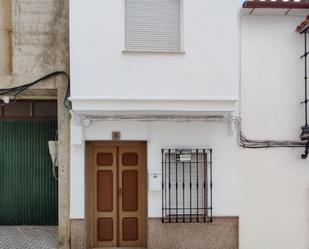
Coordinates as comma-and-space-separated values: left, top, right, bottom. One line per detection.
0, 226, 57, 249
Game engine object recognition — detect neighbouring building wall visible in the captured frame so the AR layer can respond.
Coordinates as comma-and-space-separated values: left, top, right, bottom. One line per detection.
1, 0, 69, 89
0, 0, 12, 75
240, 15, 309, 249
12, 0, 66, 77
0, 1, 70, 248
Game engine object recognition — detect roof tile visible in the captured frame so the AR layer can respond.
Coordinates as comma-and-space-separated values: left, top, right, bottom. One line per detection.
243, 0, 309, 9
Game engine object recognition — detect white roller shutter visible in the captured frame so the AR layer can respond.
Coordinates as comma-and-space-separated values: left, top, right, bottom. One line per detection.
125, 0, 182, 52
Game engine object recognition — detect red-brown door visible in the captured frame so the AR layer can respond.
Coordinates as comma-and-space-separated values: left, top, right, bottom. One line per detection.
88, 142, 147, 248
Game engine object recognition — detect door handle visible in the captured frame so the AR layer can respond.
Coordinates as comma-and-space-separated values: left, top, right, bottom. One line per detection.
119, 188, 122, 197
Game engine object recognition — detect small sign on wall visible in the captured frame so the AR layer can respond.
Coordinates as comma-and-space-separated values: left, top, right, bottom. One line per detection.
176, 150, 192, 162
112, 131, 121, 141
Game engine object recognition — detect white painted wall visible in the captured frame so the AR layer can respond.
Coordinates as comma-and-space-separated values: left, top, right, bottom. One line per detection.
70, 2, 309, 248
69, 0, 241, 220
70, 0, 240, 100
240, 15, 309, 249
70, 120, 239, 218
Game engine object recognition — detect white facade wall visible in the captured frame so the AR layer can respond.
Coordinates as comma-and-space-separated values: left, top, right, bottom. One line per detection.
69, 0, 241, 221
240, 15, 309, 249
70, 0, 240, 100
69, 1, 309, 249
70, 120, 239, 218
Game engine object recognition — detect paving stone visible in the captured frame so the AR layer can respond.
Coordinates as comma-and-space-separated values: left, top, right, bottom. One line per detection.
0, 226, 57, 249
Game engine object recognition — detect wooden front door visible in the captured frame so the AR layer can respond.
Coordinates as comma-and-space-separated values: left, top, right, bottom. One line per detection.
87, 142, 147, 248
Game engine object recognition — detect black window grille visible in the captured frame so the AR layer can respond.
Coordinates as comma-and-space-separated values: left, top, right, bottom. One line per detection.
162, 149, 213, 223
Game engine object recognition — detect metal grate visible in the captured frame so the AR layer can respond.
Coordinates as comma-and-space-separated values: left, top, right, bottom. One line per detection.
162, 149, 212, 223
0, 120, 58, 225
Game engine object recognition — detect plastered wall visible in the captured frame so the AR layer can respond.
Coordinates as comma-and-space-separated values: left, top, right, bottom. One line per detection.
70, 120, 240, 219
70, 0, 240, 100
240, 15, 309, 249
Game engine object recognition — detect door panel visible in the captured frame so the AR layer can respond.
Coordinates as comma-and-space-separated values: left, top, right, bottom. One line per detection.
98, 218, 114, 241
97, 170, 113, 212
97, 152, 113, 166
122, 170, 138, 212
92, 147, 117, 247
122, 152, 139, 166
118, 146, 146, 247
122, 217, 138, 241
89, 142, 147, 248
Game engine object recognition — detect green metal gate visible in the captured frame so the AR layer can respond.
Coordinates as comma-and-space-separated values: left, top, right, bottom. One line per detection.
0, 120, 58, 225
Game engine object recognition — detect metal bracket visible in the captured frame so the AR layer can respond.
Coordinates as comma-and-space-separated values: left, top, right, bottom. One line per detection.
300, 31, 309, 159
301, 140, 309, 159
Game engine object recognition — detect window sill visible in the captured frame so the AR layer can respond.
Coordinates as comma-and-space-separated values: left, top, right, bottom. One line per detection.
122, 50, 186, 55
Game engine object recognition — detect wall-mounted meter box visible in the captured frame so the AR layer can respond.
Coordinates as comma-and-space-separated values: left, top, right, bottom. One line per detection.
148, 172, 162, 192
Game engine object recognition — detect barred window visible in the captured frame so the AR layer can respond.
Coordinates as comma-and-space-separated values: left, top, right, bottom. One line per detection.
162, 149, 213, 223
124, 0, 183, 52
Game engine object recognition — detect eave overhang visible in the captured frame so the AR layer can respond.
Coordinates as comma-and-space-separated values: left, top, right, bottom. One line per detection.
70, 97, 239, 120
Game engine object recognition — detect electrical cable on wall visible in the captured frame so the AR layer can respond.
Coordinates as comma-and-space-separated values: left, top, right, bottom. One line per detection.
0, 71, 71, 109
232, 117, 306, 149
72, 112, 307, 150
3, 69, 303, 156
0, 71, 70, 180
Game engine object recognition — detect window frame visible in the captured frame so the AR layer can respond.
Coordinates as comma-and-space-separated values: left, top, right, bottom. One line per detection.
161, 149, 213, 223
122, 0, 185, 54
0, 99, 58, 120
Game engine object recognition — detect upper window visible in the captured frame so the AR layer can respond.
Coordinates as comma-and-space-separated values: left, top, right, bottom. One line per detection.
124, 0, 183, 53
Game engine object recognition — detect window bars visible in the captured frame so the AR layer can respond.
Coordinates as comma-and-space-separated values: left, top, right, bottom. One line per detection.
161, 149, 213, 223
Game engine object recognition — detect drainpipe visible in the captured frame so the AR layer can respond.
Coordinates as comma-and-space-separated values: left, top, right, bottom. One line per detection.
0, 0, 12, 76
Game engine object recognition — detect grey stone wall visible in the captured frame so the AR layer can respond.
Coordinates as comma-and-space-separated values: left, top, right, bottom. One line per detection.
70, 217, 239, 249
12, 0, 68, 77
0, 1, 70, 249
148, 217, 239, 249
1, 0, 69, 90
